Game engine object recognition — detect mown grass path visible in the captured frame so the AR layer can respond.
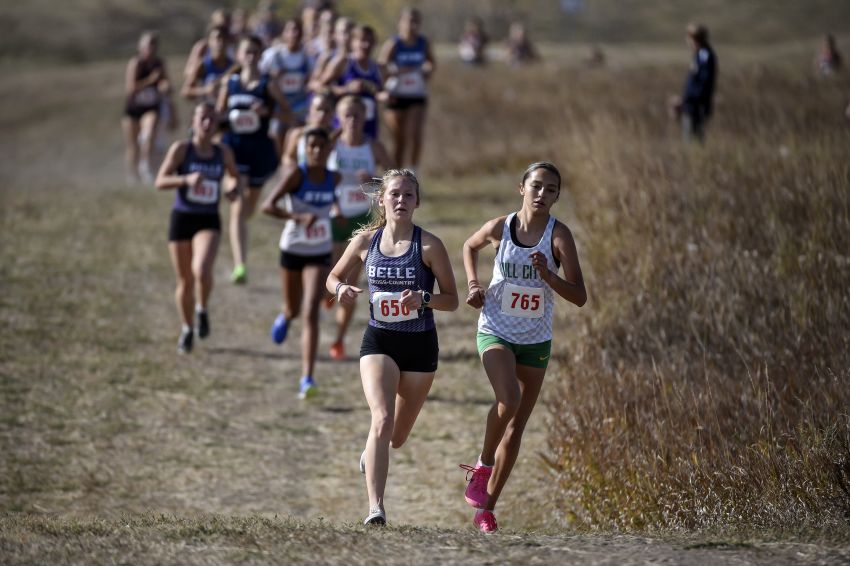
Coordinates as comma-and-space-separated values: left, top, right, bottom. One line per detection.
1, 59, 848, 564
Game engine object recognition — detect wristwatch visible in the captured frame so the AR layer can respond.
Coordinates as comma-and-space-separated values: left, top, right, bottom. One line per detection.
421, 290, 432, 307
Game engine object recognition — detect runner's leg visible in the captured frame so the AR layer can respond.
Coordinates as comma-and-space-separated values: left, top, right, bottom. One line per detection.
300, 264, 329, 378
361, 354, 401, 512
191, 229, 220, 309
485, 364, 546, 509
391, 370, 435, 449
168, 241, 194, 326
479, 346, 520, 466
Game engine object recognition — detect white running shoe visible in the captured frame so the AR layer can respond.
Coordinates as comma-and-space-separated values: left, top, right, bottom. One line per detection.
364, 507, 386, 526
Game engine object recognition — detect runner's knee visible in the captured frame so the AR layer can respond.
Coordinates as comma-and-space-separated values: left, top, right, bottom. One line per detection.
371, 412, 394, 442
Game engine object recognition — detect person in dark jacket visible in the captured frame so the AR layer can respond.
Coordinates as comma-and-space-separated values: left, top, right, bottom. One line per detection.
681, 23, 716, 142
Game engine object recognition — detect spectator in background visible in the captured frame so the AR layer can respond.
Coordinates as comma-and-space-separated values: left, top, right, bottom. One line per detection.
677, 23, 716, 143
815, 33, 842, 76
250, 0, 283, 47
505, 22, 538, 66
459, 17, 488, 65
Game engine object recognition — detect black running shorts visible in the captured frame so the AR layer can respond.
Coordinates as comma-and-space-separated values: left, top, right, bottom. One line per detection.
168, 210, 221, 242
279, 250, 332, 271
359, 325, 439, 373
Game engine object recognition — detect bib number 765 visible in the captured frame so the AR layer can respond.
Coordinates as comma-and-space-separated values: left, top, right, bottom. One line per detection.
500, 283, 545, 319
510, 292, 540, 311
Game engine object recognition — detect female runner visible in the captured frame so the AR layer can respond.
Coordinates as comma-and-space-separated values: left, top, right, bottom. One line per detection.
123, 31, 176, 184
326, 169, 458, 525
320, 25, 383, 140
262, 128, 340, 399
217, 35, 292, 284
327, 94, 392, 360
281, 90, 337, 172
460, 162, 586, 533
155, 102, 242, 353
182, 25, 234, 104
378, 8, 435, 170
260, 18, 313, 154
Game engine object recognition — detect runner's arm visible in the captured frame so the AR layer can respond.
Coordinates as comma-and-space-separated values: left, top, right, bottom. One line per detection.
267, 79, 293, 125
280, 126, 303, 173
377, 39, 396, 77
155, 142, 193, 190
538, 222, 586, 307
261, 167, 307, 221
220, 144, 243, 201
422, 37, 436, 78
181, 61, 208, 100
462, 217, 506, 308
418, 232, 459, 312
326, 232, 371, 305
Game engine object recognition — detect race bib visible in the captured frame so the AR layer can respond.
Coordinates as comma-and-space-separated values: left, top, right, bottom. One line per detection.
371, 291, 419, 323
228, 109, 260, 134
363, 97, 376, 120
290, 217, 331, 246
392, 71, 425, 97
186, 178, 219, 205
134, 86, 159, 106
500, 283, 545, 319
279, 72, 305, 94
337, 184, 371, 217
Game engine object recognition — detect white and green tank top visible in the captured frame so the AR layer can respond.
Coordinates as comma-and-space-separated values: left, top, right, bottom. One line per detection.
478, 212, 556, 344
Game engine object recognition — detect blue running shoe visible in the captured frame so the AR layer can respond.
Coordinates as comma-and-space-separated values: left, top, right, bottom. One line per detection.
271, 313, 288, 344
299, 375, 317, 399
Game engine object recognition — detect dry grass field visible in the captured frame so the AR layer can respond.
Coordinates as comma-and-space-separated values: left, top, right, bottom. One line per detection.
2, 2, 850, 563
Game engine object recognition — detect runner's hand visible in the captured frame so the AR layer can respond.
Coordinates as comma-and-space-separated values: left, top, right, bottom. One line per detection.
529, 251, 550, 280
224, 186, 241, 202
466, 285, 485, 309
338, 284, 363, 306
294, 212, 317, 228
400, 289, 423, 310
185, 172, 203, 189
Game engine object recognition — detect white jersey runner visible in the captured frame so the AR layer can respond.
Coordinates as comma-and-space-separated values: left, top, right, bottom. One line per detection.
477, 213, 557, 344
327, 140, 375, 217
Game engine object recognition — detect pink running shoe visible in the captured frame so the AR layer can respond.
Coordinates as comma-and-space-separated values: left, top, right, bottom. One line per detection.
459, 463, 492, 508
474, 509, 498, 533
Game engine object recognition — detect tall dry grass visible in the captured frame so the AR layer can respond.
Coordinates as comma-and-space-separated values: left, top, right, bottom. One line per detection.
428, 53, 850, 531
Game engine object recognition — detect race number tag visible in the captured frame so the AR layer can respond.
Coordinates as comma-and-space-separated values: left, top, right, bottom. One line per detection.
500, 283, 545, 319
371, 291, 419, 323
279, 72, 305, 94
187, 178, 219, 205
134, 86, 159, 106
337, 184, 371, 217
290, 218, 331, 245
228, 109, 260, 134
363, 97, 376, 120
394, 71, 425, 97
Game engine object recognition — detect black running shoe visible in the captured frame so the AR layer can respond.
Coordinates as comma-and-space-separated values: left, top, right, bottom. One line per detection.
177, 328, 193, 354
196, 310, 210, 339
